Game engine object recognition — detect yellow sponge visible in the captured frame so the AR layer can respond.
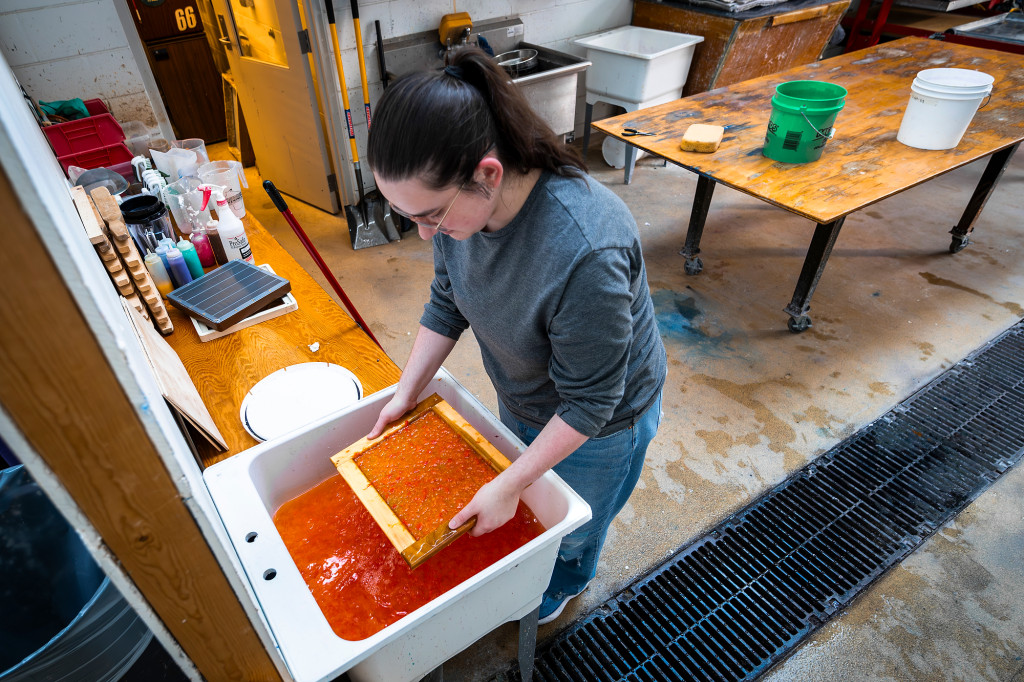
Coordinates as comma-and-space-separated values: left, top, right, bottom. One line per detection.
679, 124, 725, 153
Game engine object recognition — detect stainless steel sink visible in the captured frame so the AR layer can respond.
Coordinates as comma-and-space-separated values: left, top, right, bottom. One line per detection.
510, 43, 590, 137
381, 18, 590, 138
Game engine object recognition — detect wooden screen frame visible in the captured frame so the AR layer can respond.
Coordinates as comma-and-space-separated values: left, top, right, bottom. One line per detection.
331, 394, 513, 569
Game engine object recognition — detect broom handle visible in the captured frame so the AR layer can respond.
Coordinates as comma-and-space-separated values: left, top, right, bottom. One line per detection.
264, 181, 383, 350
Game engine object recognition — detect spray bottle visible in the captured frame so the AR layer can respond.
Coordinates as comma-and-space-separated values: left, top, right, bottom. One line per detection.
200, 184, 253, 264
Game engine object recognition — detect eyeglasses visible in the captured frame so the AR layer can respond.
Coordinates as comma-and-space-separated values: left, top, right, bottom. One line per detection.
390, 184, 464, 230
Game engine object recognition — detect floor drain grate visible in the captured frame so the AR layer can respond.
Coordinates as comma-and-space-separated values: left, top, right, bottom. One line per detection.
497, 320, 1024, 682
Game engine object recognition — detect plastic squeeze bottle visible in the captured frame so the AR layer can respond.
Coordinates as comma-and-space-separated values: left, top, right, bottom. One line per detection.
166, 247, 193, 288
201, 186, 253, 264
144, 252, 173, 297
176, 239, 205, 279
189, 227, 218, 267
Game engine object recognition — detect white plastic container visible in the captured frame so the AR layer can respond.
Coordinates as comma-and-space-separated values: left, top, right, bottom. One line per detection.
203, 368, 591, 682
897, 68, 993, 150
573, 26, 703, 104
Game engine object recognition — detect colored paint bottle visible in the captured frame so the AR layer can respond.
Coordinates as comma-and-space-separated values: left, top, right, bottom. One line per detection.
189, 228, 217, 267
177, 239, 205, 279
205, 219, 229, 265
144, 252, 173, 297
166, 247, 193, 288
154, 244, 171, 273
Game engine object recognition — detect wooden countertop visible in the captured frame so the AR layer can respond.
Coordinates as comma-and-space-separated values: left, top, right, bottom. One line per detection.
594, 38, 1024, 223
164, 215, 400, 467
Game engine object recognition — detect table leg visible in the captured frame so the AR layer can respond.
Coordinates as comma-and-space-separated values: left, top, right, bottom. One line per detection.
679, 175, 717, 275
583, 103, 594, 160
518, 606, 539, 681
624, 144, 638, 185
949, 142, 1019, 254
783, 217, 846, 333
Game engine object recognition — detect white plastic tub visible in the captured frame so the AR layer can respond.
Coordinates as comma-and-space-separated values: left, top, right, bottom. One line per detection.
203, 368, 591, 682
573, 26, 703, 103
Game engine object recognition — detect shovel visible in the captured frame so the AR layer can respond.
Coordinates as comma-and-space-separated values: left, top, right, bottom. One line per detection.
325, 0, 389, 250
350, 0, 400, 242
375, 19, 411, 235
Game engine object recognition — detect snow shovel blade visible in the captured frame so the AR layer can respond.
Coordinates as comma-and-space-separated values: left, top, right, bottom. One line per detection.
372, 191, 401, 242
349, 202, 390, 250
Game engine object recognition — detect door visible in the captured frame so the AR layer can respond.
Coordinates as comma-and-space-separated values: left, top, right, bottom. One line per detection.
149, 35, 227, 141
210, 0, 337, 213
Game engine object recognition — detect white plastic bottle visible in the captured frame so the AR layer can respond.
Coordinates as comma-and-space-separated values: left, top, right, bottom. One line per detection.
203, 187, 253, 264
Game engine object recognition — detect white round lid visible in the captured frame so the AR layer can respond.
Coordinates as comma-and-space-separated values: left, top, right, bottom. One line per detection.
916, 68, 994, 89
240, 363, 363, 442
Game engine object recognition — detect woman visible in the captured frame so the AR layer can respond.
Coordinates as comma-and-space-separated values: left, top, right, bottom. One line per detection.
366, 46, 667, 625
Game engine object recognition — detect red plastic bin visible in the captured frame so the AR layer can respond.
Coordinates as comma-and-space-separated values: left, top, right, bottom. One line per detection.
45, 113, 125, 157
57, 143, 135, 181
83, 99, 109, 117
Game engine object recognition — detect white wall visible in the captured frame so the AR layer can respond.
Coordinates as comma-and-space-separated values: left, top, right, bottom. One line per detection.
0, 0, 163, 129
307, 0, 632, 200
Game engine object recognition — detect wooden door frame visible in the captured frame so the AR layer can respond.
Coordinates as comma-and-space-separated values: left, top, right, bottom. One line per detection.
0, 59, 286, 681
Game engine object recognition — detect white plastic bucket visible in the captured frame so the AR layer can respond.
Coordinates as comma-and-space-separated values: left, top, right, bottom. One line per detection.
915, 68, 993, 91
602, 136, 647, 169
897, 78, 991, 150
198, 160, 248, 218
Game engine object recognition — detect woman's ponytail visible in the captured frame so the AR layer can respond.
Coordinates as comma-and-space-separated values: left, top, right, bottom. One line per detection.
368, 46, 585, 190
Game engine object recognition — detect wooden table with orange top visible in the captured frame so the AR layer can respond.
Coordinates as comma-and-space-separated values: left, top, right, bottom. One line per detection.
164, 214, 400, 468
593, 37, 1024, 332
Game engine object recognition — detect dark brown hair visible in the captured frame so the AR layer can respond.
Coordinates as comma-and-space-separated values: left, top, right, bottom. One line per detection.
367, 46, 585, 190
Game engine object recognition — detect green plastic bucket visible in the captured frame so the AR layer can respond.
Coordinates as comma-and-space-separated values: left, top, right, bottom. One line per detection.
763, 80, 847, 164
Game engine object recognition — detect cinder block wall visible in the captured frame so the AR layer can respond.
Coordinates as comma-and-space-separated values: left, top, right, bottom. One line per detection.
0, 0, 160, 128
329, 0, 633, 141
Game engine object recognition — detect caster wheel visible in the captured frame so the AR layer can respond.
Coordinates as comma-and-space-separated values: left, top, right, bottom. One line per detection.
787, 316, 811, 333
684, 257, 704, 276
949, 235, 969, 254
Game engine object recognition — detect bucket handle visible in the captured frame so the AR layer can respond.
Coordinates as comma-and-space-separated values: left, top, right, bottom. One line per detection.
799, 107, 835, 141
979, 92, 993, 110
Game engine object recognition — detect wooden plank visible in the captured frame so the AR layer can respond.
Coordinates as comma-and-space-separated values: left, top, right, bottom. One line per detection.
593, 38, 1024, 224
715, 2, 848, 89
70, 185, 106, 244
164, 214, 401, 466
432, 400, 513, 473
90, 186, 131, 242
0, 163, 283, 681
335, 456, 416, 551
122, 298, 226, 451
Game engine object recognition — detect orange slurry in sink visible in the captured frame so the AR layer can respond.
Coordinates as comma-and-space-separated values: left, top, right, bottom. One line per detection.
273, 413, 545, 640
355, 410, 497, 538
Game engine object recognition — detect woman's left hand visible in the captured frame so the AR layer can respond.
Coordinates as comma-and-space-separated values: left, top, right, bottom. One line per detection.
449, 473, 522, 536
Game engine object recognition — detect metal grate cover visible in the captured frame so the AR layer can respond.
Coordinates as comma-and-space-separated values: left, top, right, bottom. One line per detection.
502, 320, 1024, 682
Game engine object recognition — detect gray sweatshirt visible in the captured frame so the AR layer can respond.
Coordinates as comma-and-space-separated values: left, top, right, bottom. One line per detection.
421, 170, 667, 438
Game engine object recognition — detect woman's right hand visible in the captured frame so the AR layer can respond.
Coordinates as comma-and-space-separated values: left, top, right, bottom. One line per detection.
367, 393, 418, 439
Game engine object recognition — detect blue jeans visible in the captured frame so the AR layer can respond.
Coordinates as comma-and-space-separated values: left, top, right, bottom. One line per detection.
499, 392, 663, 616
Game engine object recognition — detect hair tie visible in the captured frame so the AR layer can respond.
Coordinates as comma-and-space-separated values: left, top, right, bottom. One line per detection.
444, 65, 464, 80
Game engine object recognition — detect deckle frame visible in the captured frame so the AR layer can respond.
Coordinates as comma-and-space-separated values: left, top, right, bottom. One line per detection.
331, 394, 512, 569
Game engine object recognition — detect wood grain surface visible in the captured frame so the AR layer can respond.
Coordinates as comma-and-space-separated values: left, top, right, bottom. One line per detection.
0, 166, 283, 680
594, 38, 1024, 223
164, 215, 400, 467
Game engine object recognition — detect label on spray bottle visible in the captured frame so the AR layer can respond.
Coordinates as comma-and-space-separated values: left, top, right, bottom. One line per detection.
227, 232, 253, 263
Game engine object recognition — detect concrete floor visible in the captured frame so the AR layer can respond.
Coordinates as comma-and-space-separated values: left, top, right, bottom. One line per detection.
225, 135, 1024, 681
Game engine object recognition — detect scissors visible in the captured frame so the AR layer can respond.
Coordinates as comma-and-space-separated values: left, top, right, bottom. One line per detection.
623, 128, 656, 137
